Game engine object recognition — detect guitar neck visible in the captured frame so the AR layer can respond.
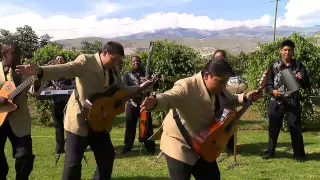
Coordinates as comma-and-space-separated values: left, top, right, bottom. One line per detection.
8, 75, 37, 100
125, 83, 153, 101
145, 41, 155, 77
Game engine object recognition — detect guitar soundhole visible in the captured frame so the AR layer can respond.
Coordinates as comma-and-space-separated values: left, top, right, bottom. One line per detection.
114, 100, 123, 109
212, 140, 220, 149
100, 106, 106, 120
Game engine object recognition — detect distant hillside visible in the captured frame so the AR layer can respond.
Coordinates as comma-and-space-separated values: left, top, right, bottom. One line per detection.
56, 37, 267, 56
55, 25, 320, 56
116, 25, 320, 40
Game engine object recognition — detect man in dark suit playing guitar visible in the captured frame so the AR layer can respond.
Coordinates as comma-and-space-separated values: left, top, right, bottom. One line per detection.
121, 55, 156, 154
0, 43, 42, 180
15, 41, 153, 180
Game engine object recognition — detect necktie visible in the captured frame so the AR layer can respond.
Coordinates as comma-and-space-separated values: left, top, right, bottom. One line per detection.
104, 69, 110, 88
211, 95, 216, 111
6, 68, 13, 82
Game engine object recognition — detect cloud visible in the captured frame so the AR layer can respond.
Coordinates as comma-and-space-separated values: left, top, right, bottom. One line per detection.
88, 0, 192, 16
0, 3, 32, 17
0, 0, 319, 40
89, 1, 124, 17
0, 11, 272, 40
277, 0, 320, 27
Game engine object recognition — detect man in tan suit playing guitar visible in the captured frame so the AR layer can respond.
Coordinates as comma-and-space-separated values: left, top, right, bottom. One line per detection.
15, 41, 153, 180
0, 43, 42, 180
141, 60, 260, 180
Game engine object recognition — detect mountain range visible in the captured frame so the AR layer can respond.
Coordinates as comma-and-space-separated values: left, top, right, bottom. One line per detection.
116, 25, 320, 40
56, 25, 320, 55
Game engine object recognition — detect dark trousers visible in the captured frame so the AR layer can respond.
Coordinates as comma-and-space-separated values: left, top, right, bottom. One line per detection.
0, 121, 35, 180
124, 103, 155, 152
165, 154, 220, 180
62, 131, 115, 180
226, 135, 234, 153
51, 101, 67, 153
266, 100, 305, 157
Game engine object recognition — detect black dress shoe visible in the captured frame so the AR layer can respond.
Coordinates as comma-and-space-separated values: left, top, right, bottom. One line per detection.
226, 149, 234, 156
295, 156, 306, 162
120, 148, 131, 154
262, 153, 274, 159
147, 149, 155, 155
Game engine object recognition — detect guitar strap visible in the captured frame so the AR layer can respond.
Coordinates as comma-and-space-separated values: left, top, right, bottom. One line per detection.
74, 87, 91, 129
173, 94, 221, 152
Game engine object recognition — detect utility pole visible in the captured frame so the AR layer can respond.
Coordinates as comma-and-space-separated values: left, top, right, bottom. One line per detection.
273, 0, 279, 41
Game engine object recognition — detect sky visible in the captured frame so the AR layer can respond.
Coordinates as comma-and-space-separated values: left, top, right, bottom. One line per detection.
0, 0, 319, 40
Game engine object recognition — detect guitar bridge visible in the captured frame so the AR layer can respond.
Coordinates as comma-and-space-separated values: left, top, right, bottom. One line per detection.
100, 106, 106, 121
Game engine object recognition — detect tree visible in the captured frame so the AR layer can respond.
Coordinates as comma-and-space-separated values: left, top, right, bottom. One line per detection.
14, 25, 39, 59
122, 40, 204, 121
39, 34, 52, 48
0, 25, 48, 59
29, 44, 80, 125
0, 29, 17, 44
80, 40, 102, 54
245, 32, 320, 130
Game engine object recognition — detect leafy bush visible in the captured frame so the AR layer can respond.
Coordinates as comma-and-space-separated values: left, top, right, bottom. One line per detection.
122, 40, 204, 122
29, 44, 80, 125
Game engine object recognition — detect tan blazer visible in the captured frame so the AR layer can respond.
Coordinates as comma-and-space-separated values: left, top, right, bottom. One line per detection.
149, 72, 244, 165
0, 62, 40, 137
37, 52, 139, 137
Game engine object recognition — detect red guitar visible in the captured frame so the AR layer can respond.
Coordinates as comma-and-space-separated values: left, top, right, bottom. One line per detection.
192, 69, 269, 162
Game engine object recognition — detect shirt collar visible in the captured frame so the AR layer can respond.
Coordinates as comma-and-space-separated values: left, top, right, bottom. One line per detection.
279, 59, 297, 68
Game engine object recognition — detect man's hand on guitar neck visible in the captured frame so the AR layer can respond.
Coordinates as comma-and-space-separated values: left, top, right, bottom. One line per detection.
140, 95, 157, 112
0, 96, 8, 105
140, 79, 153, 88
246, 89, 261, 102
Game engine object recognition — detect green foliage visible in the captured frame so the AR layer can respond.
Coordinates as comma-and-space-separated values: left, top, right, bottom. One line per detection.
122, 40, 203, 121
203, 50, 248, 76
80, 40, 102, 54
29, 44, 80, 125
245, 32, 320, 130
0, 25, 40, 59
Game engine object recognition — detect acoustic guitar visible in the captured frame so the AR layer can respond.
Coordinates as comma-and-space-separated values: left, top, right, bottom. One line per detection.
82, 74, 159, 132
0, 75, 37, 127
192, 69, 269, 162
139, 41, 155, 142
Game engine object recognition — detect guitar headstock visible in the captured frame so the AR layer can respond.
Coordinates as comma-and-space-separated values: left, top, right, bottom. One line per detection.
150, 73, 160, 83
149, 41, 155, 51
258, 69, 269, 90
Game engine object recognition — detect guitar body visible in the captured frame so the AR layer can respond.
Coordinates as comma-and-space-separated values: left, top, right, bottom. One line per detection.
193, 108, 238, 162
85, 88, 129, 132
139, 110, 148, 142
83, 74, 159, 132
0, 81, 18, 126
189, 69, 269, 162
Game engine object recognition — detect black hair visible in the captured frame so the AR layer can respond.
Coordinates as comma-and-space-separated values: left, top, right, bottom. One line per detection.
213, 49, 227, 58
131, 54, 141, 60
1, 42, 21, 56
203, 59, 233, 77
101, 41, 125, 56
280, 39, 295, 49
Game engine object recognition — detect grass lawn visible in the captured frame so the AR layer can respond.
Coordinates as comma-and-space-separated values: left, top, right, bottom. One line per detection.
4, 112, 320, 180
